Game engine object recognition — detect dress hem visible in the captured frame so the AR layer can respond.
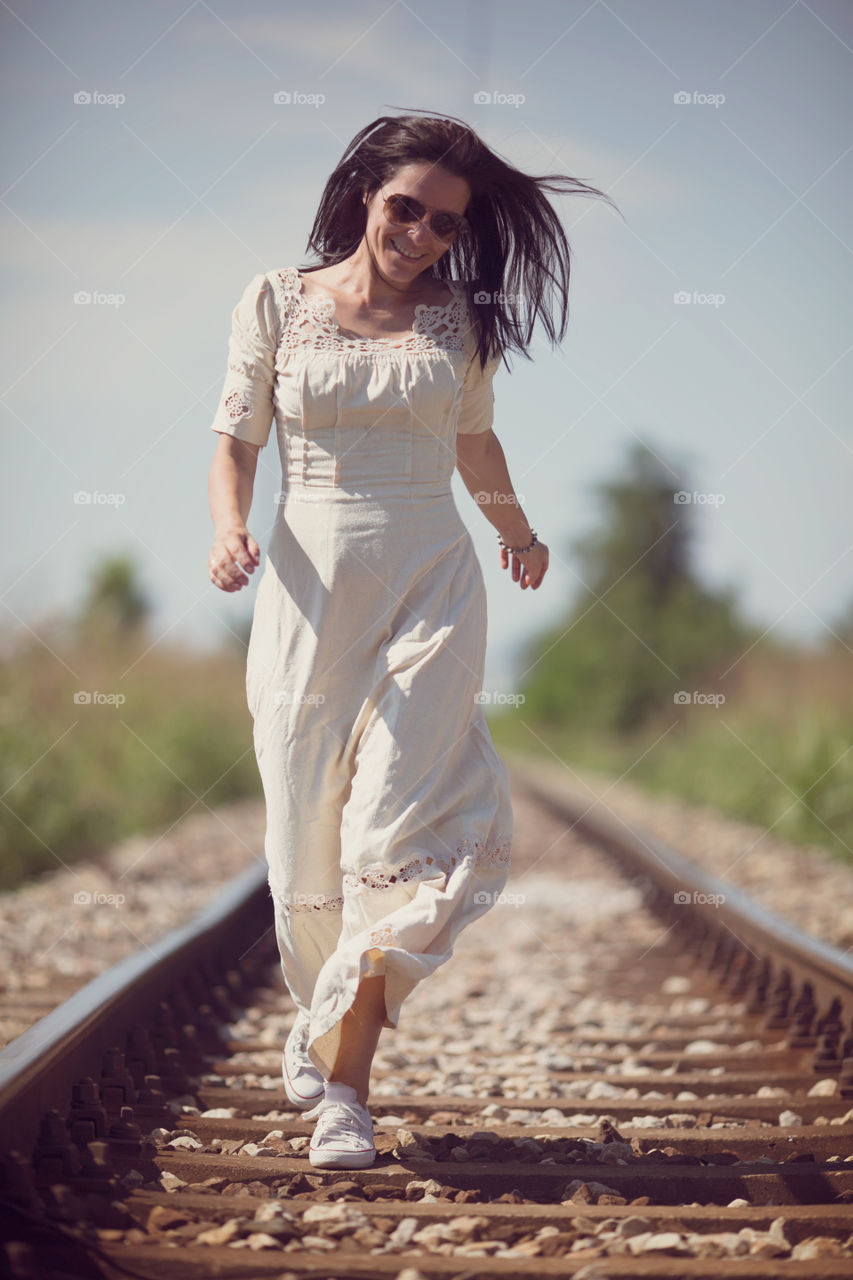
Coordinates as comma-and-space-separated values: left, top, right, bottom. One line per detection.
301, 839, 512, 1079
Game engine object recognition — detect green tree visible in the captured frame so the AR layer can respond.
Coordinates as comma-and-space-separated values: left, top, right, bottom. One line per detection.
75, 554, 151, 640
521, 443, 750, 732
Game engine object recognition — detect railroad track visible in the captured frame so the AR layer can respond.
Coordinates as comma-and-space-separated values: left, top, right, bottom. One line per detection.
2, 762, 853, 1279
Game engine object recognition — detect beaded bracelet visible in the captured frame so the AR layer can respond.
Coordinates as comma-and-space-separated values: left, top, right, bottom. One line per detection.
497, 530, 538, 555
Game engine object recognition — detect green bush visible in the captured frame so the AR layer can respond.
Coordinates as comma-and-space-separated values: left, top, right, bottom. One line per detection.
489, 700, 853, 864
494, 442, 853, 863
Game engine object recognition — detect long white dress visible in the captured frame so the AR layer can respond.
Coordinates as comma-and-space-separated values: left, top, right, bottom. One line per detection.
210, 265, 513, 1078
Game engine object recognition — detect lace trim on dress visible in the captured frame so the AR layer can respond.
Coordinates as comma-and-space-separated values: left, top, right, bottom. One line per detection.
270, 889, 344, 915
343, 836, 512, 895
271, 265, 471, 359
361, 838, 512, 949
270, 836, 511, 916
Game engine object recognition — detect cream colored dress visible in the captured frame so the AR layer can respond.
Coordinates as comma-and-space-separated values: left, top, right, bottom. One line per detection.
210, 265, 513, 1078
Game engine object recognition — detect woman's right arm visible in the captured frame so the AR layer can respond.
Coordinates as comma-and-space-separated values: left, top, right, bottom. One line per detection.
207, 434, 262, 593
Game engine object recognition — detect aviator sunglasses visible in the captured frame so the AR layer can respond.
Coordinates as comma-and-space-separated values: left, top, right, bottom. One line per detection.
381, 190, 469, 245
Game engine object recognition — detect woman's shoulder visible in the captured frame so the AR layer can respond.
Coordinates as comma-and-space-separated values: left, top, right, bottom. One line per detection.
266, 265, 301, 293
257, 267, 304, 329
232, 267, 299, 311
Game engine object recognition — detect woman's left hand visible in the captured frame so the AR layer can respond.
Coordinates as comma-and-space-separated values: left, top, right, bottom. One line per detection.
500, 540, 549, 590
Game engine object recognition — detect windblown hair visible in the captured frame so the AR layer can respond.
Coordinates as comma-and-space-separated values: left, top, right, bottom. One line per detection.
301, 108, 619, 370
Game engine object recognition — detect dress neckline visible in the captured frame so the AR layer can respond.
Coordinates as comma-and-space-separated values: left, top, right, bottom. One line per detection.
291, 266, 459, 346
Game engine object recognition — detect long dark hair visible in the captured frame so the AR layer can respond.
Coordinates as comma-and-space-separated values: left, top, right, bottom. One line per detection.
301, 108, 619, 370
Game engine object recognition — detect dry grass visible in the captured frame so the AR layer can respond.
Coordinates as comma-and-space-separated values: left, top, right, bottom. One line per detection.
0, 618, 260, 890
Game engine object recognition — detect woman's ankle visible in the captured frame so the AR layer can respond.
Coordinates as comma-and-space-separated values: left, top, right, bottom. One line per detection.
328, 1073, 369, 1106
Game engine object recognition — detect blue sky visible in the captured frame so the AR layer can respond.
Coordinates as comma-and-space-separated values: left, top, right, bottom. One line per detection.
1, 0, 851, 688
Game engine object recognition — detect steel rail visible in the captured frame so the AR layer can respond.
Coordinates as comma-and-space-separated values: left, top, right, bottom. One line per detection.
510, 757, 853, 1049
3, 773, 853, 1276
0, 862, 270, 1160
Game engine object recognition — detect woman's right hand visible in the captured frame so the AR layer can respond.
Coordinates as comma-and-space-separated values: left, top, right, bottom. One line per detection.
208, 526, 260, 592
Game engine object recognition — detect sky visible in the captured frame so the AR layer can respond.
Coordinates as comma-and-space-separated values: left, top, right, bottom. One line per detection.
1, 0, 851, 690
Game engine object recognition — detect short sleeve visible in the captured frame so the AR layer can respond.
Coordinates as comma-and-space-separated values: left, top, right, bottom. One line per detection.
210, 272, 278, 448
456, 349, 501, 436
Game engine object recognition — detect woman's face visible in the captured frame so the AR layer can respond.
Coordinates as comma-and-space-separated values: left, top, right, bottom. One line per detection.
362, 161, 471, 282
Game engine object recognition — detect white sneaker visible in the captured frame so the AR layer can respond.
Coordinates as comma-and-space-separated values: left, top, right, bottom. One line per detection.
308, 1082, 376, 1169
281, 1010, 324, 1109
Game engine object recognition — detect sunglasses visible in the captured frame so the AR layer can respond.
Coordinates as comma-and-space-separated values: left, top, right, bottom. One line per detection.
381, 191, 468, 245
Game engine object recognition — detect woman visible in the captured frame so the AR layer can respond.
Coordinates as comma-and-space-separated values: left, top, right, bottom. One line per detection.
207, 111, 612, 1169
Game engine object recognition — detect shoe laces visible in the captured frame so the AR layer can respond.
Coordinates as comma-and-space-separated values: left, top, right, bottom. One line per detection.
312, 1100, 372, 1145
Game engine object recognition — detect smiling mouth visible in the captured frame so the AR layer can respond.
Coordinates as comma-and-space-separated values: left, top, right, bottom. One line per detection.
389, 237, 425, 261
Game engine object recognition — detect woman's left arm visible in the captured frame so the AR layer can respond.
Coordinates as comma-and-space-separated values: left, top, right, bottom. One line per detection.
456, 429, 549, 590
